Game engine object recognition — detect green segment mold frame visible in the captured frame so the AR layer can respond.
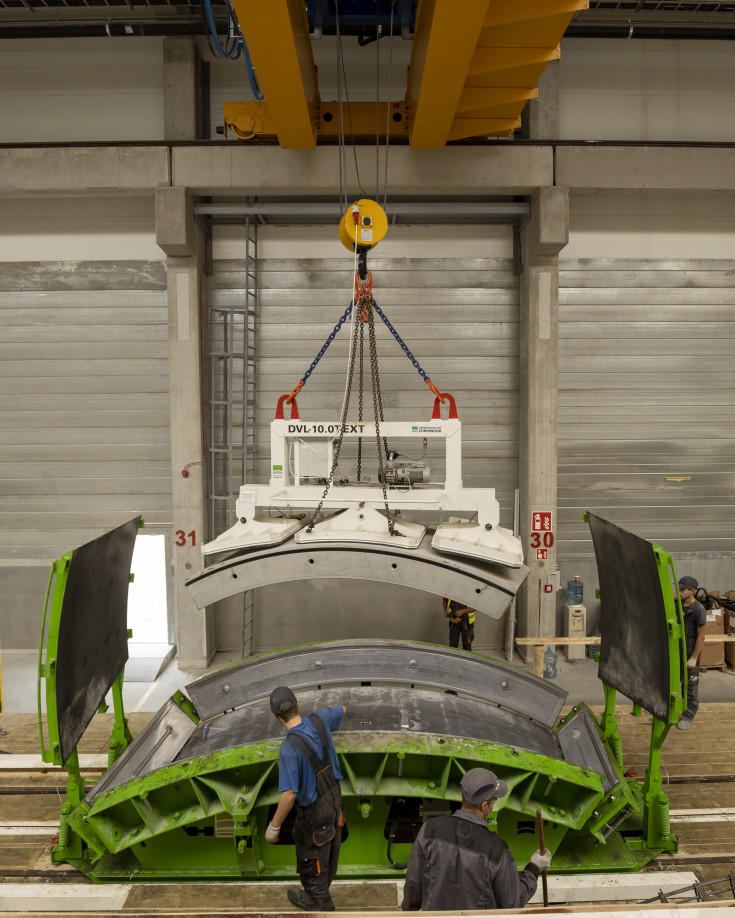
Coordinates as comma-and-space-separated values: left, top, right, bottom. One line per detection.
39, 514, 686, 881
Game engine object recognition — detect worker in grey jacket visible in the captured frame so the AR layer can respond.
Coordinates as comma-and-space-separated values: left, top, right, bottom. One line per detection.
401, 768, 552, 911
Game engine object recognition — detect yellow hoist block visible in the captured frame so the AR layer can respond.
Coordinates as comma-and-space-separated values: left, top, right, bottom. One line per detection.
339, 199, 388, 253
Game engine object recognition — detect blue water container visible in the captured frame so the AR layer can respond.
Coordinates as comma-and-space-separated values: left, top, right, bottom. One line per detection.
543, 645, 558, 680
567, 575, 584, 605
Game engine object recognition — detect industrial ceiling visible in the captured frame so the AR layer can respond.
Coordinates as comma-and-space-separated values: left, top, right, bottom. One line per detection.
2, 0, 734, 147
2, 0, 734, 40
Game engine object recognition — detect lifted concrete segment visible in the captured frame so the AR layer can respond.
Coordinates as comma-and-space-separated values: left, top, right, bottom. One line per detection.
186, 534, 529, 621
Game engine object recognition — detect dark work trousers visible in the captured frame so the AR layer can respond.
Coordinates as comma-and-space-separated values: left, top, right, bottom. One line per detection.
684, 659, 700, 719
294, 809, 342, 909
449, 617, 474, 651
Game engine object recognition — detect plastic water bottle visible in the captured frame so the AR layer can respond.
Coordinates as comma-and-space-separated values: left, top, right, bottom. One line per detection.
567, 575, 584, 606
543, 645, 558, 680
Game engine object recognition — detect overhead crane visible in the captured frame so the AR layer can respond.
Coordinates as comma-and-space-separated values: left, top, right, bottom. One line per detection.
222, 0, 589, 147
32, 69, 691, 881
36, 197, 687, 884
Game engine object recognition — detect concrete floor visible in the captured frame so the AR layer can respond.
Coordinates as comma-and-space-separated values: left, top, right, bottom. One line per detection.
2, 643, 734, 716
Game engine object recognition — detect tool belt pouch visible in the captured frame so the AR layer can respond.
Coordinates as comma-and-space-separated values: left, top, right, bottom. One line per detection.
306, 792, 338, 846
297, 853, 320, 877
300, 791, 338, 848
312, 824, 336, 847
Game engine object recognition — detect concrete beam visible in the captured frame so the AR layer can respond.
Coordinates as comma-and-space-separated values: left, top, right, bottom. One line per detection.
517, 187, 569, 647
156, 187, 196, 257
556, 145, 735, 191
163, 38, 200, 142
0, 147, 170, 196
4, 144, 735, 198
526, 186, 568, 255
171, 145, 554, 195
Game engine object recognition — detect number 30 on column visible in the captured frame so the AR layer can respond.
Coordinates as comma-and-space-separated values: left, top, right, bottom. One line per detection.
529, 531, 554, 549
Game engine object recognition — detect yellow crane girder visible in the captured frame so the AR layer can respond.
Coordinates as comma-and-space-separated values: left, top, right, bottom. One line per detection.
225, 0, 589, 149
227, 0, 319, 149
408, 0, 589, 147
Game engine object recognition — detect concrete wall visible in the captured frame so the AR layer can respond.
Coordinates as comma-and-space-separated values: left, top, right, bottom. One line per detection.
0, 198, 170, 649
559, 38, 735, 142
2, 33, 735, 661
0, 39, 165, 144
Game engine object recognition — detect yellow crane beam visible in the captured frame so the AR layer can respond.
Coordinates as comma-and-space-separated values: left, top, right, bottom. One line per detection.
225, 0, 588, 149
408, 0, 588, 147
227, 0, 319, 149
406, 0, 492, 149
223, 101, 408, 142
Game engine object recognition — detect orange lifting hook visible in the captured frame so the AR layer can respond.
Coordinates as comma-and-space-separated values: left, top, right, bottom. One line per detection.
354, 269, 373, 301
276, 394, 300, 419
425, 380, 446, 403
285, 380, 304, 405
431, 392, 458, 420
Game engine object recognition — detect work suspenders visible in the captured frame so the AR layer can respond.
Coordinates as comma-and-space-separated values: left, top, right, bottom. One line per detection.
287, 714, 331, 773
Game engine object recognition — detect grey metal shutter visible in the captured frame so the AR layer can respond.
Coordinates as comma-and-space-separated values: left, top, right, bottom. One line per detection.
0, 260, 171, 562
207, 233, 521, 655
558, 258, 735, 555
208, 248, 520, 528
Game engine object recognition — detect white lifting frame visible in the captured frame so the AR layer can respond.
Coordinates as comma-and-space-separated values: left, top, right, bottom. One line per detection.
204, 414, 524, 569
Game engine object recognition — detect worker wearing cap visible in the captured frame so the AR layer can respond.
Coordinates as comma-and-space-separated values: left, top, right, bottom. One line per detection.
677, 575, 707, 730
265, 686, 346, 911
443, 597, 476, 651
401, 767, 551, 911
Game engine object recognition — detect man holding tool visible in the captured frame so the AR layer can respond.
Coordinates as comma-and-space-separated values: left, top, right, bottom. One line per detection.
401, 767, 552, 910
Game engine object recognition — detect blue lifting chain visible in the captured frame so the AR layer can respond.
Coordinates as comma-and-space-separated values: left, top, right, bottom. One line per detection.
287, 297, 440, 402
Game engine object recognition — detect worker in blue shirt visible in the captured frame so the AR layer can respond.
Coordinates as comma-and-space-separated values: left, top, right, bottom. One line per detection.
265, 686, 346, 911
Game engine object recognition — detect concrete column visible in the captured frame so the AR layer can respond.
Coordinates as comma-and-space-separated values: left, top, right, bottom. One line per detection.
156, 187, 214, 668
163, 38, 200, 141
522, 60, 559, 141
517, 187, 569, 650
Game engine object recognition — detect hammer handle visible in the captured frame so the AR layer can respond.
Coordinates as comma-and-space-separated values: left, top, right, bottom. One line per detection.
535, 809, 549, 907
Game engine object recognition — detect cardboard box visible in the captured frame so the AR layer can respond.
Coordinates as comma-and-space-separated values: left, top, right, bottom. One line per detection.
700, 606, 725, 668
725, 609, 735, 669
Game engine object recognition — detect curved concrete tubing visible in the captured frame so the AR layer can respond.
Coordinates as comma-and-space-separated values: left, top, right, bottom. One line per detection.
185, 640, 566, 728
186, 533, 529, 622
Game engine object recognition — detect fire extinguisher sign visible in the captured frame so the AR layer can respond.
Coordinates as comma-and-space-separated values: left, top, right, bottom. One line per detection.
531, 511, 554, 560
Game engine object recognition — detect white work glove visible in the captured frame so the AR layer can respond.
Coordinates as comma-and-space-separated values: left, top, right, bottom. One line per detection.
265, 822, 281, 844
687, 656, 697, 669
530, 849, 552, 871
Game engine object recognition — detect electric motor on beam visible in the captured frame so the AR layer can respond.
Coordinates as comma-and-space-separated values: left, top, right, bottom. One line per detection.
379, 460, 430, 486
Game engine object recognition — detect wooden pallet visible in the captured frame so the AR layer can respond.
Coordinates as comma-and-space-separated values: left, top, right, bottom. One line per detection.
700, 662, 728, 673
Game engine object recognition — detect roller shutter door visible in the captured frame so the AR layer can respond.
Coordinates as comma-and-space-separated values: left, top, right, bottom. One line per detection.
0, 260, 171, 562
208, 228, 521, 530
558, 258, 735, 555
